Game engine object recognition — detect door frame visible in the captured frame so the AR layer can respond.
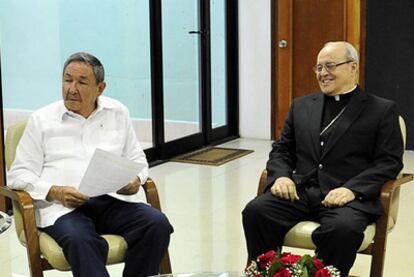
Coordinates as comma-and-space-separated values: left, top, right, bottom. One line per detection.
0, 54, 5, 212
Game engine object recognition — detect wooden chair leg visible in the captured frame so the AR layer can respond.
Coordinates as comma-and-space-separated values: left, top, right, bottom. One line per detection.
160, 250, 172, 274
19, 203, 45, 277
144, 180, 172, 274
368, 178, 400, 277
1, 189, 46, 277
369, 236, 386, 277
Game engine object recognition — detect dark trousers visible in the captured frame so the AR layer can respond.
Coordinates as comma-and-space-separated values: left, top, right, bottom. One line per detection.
42, 195, 173, 277
242, 185, 375, 277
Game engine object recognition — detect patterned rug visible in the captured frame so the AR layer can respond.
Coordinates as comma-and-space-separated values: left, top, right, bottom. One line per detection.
171, 147, 254, 166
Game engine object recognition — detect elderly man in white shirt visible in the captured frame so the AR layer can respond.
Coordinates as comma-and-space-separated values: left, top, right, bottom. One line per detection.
8, 52, 173, 277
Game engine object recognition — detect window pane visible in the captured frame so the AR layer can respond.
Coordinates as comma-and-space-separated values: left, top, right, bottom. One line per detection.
0, 0, 153, 149
162, 0, 201, 142
211, 0, 227, 128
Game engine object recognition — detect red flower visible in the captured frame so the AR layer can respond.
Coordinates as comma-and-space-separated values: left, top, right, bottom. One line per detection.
312, 257, 325, 270
280, 252, 302, 265
245, 250, 339, 277
314, 268, 331, 277
257, 250, 277, 268
272, 268, 292, 277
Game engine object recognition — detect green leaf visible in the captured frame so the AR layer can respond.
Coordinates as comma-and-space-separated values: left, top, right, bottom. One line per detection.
267, 261, 283, 277
298, 254, 312, 266
297, 254, 319, 275
300, 266, 309, 277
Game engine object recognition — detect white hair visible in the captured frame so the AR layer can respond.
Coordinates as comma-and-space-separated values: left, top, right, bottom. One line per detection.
324, 41, 359, 63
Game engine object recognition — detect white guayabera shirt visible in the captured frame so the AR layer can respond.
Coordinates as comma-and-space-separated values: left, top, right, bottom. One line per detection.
7, 96, 149, 228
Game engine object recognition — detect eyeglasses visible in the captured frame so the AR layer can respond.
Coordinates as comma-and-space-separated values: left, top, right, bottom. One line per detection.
313, 60, 354, 73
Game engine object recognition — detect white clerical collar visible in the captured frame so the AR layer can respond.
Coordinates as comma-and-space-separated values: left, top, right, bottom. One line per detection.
334, 85, 357, 101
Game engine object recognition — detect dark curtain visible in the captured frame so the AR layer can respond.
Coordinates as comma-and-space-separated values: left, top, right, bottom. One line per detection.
365, 0, 414, 150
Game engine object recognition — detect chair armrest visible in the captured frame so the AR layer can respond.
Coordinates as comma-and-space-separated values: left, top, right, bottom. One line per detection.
378, 173, 413, 228
0, 186, 45, 274
0, 186, 39, 243
380, 173, 413, 195
142, 178, 162, 211
0, 186, 34, 208
257, 170, 268, 196
364, 173, 413, 258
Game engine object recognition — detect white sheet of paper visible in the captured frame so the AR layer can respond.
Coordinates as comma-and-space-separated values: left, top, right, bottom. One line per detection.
78, 148, 144, 197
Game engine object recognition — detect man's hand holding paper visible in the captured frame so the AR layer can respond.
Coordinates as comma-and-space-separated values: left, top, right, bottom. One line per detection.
117, 176, 141, 195
46, 186, 89, 208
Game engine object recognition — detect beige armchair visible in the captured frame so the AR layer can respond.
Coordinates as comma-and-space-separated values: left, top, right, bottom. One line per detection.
256, 116, 413, 277
0, 120, 172, 277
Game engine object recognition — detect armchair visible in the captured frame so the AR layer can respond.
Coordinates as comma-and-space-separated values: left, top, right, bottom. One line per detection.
0, 120, 172, 277
256, 116, 413, 277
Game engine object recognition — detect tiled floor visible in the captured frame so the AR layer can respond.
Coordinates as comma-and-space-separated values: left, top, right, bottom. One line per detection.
0, 138, 413, 277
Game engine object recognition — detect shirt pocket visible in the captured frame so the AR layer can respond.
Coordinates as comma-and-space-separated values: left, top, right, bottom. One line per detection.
44, 136, 79, 160
95, 129, 124, 155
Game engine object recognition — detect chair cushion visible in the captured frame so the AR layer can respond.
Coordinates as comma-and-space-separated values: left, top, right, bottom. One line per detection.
18, 230, 128, 271
283, 221, 377, 252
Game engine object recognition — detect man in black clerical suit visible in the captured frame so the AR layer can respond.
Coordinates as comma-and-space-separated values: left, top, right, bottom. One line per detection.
242, 41, 404, 276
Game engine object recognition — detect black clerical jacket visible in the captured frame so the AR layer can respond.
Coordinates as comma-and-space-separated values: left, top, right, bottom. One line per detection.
265, 86, 404, 215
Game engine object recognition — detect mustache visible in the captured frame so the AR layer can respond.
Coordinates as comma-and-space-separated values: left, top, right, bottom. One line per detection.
65, 94, 81, 101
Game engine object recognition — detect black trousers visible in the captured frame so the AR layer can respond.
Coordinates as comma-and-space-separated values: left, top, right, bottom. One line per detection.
242, 185, 375, 277
42, 195, 173, 277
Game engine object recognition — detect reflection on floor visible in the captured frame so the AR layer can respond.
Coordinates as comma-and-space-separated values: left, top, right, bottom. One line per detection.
0, 138, 413, 277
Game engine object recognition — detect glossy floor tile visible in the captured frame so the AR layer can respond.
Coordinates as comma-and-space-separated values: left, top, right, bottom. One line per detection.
0, 139, 413, 277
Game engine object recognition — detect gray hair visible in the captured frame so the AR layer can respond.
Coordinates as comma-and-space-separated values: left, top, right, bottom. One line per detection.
324, 41, 359, 63
63, 52, 105, 84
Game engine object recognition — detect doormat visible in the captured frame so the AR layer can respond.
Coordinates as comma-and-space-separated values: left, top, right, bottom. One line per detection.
171, 147, 254, 166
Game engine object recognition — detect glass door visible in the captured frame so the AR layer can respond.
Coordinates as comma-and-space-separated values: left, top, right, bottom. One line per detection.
162, 0, 201, 142
211, 0, 227, 129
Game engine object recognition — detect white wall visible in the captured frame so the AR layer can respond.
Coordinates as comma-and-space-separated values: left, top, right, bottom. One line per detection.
238, 0, 271, 139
